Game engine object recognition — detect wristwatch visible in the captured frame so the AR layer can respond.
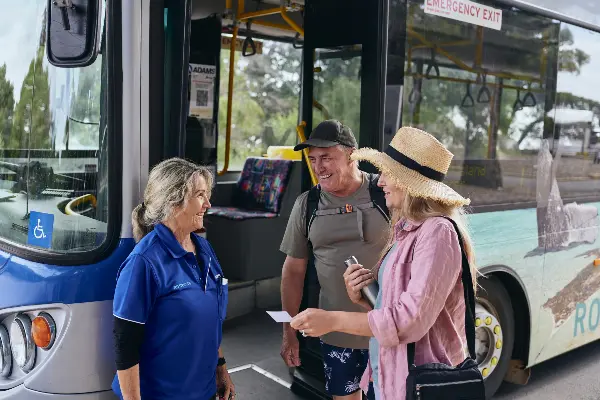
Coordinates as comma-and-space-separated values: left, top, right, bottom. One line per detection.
217, 357, 226, 367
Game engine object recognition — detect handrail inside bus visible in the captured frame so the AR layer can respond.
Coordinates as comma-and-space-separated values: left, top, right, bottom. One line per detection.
65, 194, 97, 216
407, 27, 542, 85
296, 121, 318, 186
219, 1, 304, 175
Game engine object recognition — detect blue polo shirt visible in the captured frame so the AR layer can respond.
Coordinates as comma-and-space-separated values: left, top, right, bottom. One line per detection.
111, 224, 228, 400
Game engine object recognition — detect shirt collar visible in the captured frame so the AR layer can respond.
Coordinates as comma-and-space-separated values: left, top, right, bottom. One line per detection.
394, 218, 425, 240
154, 223, 188, 258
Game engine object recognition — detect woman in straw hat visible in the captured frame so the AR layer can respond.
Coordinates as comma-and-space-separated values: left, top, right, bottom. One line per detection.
291, 127, 477, 400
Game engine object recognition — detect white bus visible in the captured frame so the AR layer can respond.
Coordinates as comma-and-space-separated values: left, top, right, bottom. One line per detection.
0, 0, 599, 399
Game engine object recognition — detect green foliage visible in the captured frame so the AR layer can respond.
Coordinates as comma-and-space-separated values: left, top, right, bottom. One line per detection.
217, 41, 302, 170
0, 64, 15, 149
9, 47, 51, 149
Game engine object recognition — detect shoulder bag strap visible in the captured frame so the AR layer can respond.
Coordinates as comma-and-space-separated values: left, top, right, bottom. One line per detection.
407, 217, 476, 366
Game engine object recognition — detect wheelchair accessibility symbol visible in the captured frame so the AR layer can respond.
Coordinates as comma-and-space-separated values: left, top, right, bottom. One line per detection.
33, 219, 46, 239
27, 211, 54, 249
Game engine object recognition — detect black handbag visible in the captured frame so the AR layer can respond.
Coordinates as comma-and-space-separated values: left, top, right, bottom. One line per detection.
405, 217, 486, 400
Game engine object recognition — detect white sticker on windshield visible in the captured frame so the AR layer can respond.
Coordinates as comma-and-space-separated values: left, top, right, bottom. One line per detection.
424, 0, 502, 31
189, 64, 216, 119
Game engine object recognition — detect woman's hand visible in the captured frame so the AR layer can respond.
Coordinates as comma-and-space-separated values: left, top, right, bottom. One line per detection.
290, 308, 334, 337
216, 365, 236, 400
343, 263, 374, 305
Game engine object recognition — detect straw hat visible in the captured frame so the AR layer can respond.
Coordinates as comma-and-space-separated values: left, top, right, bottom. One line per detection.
351, 126, 470, 207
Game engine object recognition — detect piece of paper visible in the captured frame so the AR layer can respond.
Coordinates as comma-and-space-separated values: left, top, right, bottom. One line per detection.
266, 311, 292, 323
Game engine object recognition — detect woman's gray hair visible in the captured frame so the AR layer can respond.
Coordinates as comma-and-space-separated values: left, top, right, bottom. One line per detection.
131, 157, 214, 242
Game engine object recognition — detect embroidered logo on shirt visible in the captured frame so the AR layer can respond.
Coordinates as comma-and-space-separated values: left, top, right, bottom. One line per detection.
173, 282, 192, 290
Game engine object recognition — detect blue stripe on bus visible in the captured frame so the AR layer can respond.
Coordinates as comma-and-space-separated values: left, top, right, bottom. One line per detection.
0, 239, 135, 308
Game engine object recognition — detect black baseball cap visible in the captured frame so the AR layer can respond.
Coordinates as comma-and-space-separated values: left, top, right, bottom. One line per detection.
293, 120, 358, 151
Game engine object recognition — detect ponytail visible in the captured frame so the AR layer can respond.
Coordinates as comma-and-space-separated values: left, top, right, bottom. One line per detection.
131, 203, 153, 243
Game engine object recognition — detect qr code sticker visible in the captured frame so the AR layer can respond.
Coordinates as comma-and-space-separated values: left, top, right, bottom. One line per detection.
196, 89, 209, 107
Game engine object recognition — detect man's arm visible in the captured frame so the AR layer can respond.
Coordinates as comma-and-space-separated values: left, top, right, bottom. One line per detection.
281, 255, 308, 323
280, 255, 307, 367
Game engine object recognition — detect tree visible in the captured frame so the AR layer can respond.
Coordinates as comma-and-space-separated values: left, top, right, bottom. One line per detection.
0, 64, 15, 149
9, 46, 51, 150
218, 39, 303, 169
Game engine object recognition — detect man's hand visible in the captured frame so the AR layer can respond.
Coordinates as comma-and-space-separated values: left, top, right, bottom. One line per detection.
281, 325, 301, 367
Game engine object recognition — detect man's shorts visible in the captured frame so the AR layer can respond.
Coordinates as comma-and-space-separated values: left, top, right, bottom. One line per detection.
320, 340, 369, 396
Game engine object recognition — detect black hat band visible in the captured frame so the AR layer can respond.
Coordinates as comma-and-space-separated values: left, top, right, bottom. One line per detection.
384, 146, 446, 182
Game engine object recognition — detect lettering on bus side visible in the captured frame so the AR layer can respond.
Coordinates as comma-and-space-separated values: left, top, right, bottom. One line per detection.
573, 299, 600, 337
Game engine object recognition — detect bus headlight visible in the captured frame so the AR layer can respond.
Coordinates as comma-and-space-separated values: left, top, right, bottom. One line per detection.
10, 314, 36, 373
0, 325, 11, 377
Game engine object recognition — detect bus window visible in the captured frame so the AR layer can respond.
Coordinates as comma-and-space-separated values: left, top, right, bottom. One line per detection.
552, 24, 600, 201
313, 45, 363, 141
217, 36, 301, 172
0, 2, 109, 254
397, 0, 596, 210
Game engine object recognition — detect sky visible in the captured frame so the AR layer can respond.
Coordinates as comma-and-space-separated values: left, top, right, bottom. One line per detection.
0, 2, 46, 103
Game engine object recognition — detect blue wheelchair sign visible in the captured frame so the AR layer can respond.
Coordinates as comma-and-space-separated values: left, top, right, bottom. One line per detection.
27, 211, 54, 249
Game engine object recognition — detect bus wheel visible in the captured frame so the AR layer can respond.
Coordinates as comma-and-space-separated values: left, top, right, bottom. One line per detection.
475, 276, 515, 399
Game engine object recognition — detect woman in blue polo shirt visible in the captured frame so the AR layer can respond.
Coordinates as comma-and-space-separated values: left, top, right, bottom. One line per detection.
111, 158, 235, 400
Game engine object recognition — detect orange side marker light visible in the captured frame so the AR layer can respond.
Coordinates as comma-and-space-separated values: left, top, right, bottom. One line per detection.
32, 313, 56, 350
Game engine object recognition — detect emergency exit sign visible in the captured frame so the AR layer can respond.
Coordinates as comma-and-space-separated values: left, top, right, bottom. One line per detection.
424, 0, 502, 31
221, 36, 263, 55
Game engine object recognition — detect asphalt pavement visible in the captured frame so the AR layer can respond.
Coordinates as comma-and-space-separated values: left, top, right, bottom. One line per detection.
222, 310, 600, 400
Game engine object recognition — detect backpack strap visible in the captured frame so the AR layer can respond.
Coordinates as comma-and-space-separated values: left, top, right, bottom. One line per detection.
407, 217, 476, 366
367, 173, 391, 222
305, 184, 321, 239
305, 174, 391, 239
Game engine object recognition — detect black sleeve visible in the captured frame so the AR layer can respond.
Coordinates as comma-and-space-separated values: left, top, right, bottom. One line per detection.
113, 316, 145, 370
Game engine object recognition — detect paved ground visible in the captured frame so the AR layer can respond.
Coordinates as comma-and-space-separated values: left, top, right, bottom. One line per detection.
222, 310, 600, 400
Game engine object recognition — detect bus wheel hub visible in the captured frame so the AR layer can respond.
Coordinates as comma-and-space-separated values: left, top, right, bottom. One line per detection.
474, 303, 503, 379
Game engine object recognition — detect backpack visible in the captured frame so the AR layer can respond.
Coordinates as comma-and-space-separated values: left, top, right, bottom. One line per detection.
304, 173, 390, 240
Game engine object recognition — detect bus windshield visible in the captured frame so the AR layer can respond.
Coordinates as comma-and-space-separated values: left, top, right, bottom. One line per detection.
0, 2, 109, 254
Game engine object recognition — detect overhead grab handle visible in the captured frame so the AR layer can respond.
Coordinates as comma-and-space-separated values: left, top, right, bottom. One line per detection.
522, 83, 537, 107
425, 47, 440, 79
293, 32, 303, 49
242, 36, 257, 56
242, 20, 257, 57
461, 83, 474, 108
513, 89, 524, 112
477, 71, 491, 103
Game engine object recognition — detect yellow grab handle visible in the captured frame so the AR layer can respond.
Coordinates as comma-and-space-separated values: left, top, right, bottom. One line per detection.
65, 194, 97, 216
296, 121, 317, 186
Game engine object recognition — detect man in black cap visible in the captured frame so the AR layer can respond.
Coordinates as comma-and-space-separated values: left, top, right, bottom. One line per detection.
279, 120, 389, 400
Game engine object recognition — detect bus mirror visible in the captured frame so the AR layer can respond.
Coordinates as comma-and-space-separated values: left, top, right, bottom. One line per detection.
46, 0, 101, 68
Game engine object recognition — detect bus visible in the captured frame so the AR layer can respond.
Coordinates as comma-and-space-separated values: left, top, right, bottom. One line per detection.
0, 0, 600, 399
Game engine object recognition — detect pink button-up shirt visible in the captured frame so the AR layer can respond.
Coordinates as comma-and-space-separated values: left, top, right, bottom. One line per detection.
359, 216, 468, 400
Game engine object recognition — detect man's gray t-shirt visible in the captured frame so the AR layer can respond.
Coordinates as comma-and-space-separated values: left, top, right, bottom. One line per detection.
280, 172, 389, 349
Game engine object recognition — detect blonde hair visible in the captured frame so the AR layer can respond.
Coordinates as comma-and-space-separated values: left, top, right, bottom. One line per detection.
377, 191, 478, 293
132, 158, 214, 242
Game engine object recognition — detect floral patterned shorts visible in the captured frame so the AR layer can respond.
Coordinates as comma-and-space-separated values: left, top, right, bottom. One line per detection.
319, 340, 369, 396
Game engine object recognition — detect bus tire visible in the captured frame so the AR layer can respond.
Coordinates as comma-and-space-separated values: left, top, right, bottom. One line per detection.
475, 275, 515, 399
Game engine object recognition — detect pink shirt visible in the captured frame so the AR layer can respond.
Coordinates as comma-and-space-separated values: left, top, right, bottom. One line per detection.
359, 216, 468, 400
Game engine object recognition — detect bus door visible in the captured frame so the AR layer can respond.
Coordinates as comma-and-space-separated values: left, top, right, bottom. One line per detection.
293, 0, 388, 397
